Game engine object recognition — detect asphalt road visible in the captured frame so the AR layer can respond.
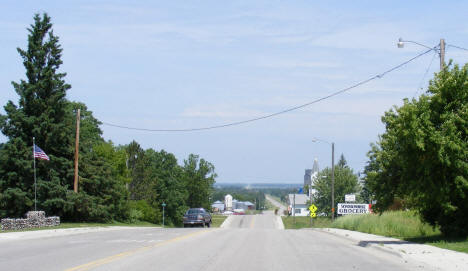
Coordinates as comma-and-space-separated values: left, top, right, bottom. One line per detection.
265, 194, 287, 215
0, 211, 425, 271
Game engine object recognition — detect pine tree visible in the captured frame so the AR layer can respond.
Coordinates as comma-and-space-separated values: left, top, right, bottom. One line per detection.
0, 14, 74, 217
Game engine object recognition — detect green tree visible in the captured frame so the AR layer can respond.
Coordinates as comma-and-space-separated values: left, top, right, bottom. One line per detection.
313, 156, 360, 216
183, 154, 217, 210
364, 63, 468, 237
0, 14, 130, 222
0, 14, 74, 217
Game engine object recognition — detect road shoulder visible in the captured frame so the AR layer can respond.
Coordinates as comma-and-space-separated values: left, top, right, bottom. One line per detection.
316, 228, 468, 271
0, 226, 161, 242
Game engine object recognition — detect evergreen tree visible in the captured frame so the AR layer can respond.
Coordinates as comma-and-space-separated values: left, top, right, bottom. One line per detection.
0, 14, 74, 217
337, 154, 348, 168
0, 14, 130, 222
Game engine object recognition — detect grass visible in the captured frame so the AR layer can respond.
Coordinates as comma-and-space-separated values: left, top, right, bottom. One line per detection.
331, 211, 439, 238
211, 214, 227, 227
1, 221, 159, 233
264, 199, 276, 211
282, 216, 333, 229
281, 211, 468, 254
331, 211, 468, 254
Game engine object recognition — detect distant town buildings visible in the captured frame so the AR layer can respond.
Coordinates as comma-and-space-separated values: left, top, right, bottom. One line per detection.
304, 158, 320, 197
224, 194, 233, 211
287, 194, 309, 216
211, 194, 254, 214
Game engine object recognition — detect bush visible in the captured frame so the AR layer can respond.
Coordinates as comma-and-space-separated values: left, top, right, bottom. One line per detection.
128, 200, 158, 223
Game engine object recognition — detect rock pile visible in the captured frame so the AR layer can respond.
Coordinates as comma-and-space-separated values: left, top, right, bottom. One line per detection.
1, 211, 60, 231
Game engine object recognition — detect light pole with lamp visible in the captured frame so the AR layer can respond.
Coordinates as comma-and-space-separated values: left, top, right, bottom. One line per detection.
397, 38, 445, 70
312, 138, 335, 221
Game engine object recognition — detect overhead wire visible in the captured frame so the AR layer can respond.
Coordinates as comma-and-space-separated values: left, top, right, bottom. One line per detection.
102, 48, 434, 132
413, 50, 438, 97
447, 44, 468, 52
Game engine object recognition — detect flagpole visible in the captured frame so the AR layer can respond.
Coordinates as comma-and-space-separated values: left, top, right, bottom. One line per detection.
33, 137, 37, 211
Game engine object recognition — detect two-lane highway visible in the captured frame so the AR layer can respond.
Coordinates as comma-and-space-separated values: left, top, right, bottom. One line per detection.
0, 211, 425, 270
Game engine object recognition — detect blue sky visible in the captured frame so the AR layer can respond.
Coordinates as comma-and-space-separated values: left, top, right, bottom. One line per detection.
2, 1, 468, 183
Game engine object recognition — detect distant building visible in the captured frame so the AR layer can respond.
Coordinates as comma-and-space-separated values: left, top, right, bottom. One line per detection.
287, 194, 309, 216
211, 200, 225, 213
225, 194, 233, 211
304, 169, 313, 186
304, 158, 320, 197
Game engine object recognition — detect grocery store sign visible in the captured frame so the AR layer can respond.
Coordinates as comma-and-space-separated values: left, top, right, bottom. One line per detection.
337, 203, 371, 215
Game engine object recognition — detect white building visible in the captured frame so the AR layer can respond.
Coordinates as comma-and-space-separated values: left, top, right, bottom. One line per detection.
287, 194, 309, 216
224, 194, 233, 211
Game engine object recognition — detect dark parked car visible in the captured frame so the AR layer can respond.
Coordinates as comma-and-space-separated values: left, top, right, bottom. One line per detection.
183, 208, 212, 227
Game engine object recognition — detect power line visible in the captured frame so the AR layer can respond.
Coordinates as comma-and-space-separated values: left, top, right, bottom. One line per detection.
102, 48, 433, 132
414, 50, 437, 97
448, 44, 468, 52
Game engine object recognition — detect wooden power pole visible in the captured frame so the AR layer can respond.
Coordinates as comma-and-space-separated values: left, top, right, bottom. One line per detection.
439, 38, 445, 71
74, 108, 80, 193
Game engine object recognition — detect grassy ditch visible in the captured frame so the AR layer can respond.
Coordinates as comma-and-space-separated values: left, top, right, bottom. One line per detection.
281, 211, 468, 254
332, 211, 438, 238
331, 211, 468, 253
282, 216, 332, 229
211, 215, 227, 227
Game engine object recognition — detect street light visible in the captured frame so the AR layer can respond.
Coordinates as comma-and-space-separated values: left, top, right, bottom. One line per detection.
397, 38, 445, 70
312, 138, 335, 221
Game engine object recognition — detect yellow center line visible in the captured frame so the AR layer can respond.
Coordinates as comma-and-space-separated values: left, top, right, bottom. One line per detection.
249, 215, 256, 229
64, 229, 210, 271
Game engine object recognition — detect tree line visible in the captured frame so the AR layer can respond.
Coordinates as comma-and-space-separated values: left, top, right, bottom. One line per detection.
0, 13, 216, 226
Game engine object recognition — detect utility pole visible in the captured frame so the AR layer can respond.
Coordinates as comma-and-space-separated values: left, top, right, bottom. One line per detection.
74, 109, 80, 193
293, 193, 296, 225
331, 142, 335, 221
398, 38, 445, 71
439, 38, 445, 71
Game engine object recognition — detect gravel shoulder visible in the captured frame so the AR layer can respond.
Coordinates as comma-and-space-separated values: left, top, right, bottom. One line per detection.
317, 228, 468, 271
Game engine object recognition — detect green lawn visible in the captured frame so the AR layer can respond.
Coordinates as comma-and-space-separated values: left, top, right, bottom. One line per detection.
281, 211, 468, 254
211, 214, 227, 227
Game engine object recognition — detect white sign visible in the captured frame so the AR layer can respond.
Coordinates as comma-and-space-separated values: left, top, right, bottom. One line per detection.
345, 194, 356, 202
337, 203, 371, 215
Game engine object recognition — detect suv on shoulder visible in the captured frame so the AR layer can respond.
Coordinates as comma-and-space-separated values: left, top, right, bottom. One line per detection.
183, 208, 212, 227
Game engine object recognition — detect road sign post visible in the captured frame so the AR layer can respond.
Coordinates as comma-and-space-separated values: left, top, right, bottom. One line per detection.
162, 202, 166, 227
309, 204, 317, 226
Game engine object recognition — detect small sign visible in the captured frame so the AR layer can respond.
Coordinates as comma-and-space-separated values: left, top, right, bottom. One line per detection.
337, 203, 371, 215
309, 204, 317, 212
345, 194, 356, 202
309, 204, 317, 218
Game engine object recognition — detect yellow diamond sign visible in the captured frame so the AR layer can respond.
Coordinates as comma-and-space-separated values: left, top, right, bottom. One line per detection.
309, 204, 317, 212
310, 212, 317, 218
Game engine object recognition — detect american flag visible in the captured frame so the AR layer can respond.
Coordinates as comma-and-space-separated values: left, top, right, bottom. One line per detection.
33, 145, 50, 161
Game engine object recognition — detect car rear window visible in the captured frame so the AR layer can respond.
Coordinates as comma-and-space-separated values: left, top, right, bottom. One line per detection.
187, 209, 203, 214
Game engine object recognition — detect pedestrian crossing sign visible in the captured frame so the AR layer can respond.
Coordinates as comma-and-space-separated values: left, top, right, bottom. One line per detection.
309, 204, 317, 212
